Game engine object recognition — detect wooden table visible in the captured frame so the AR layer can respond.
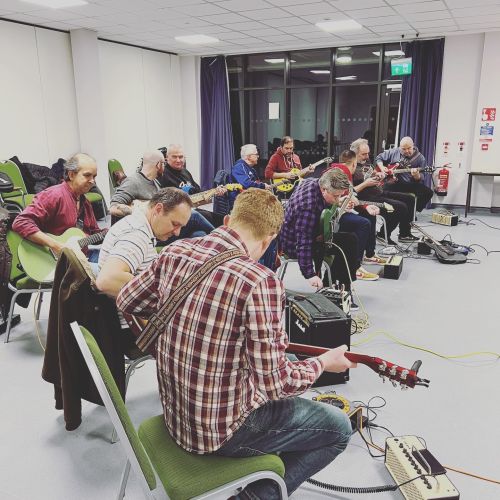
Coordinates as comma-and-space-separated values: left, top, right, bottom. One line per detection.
465, 172, 500, 217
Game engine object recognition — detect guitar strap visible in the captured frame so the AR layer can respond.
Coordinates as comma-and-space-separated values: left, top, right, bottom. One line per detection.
76, 195, 86, 230
136, 248, 244, 352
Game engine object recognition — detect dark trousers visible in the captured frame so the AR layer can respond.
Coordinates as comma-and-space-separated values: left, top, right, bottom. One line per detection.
384, 181, 433, 212
338, 212, 371, 265
314, 232, 358, 291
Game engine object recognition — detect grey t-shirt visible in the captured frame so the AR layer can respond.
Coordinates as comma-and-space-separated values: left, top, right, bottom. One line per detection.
110, 172, 160, 207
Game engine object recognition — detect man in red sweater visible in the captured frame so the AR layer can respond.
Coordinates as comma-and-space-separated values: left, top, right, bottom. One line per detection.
13, 153, 101, 259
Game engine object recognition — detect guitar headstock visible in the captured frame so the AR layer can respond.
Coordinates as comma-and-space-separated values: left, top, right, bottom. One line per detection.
423, 165, 436, 173
345, 353, 430, 389
226, 183, 243, 191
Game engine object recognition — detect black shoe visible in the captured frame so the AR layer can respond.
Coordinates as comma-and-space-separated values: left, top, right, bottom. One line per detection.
398, 234, 419, 243
376, 232, 397, 246
349, 294, 359, 311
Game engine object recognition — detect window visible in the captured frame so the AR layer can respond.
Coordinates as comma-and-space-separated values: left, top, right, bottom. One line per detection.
290, 49, 331, 86
334, 45, 379, 83
382, 43, 408, 80
227, 55, 244, 89
247, 53, 285, 88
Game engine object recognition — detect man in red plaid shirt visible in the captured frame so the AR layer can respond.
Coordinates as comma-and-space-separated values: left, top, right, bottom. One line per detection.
117, 188, 356, 499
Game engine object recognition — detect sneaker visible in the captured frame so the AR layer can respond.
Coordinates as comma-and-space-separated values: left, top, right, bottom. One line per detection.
349, 294, 359, 311
356, 267, 379, 281
363, 255, 388, 265
398, 234, 419, 243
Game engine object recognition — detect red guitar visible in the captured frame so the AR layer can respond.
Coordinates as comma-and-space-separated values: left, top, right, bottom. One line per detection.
287, 343, 430, 389
364, 161, 435, 185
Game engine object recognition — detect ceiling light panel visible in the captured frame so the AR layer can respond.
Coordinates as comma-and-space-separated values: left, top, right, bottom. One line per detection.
174, 34, 220, 45
316, 19, 363, 32
21, 0, 87, 7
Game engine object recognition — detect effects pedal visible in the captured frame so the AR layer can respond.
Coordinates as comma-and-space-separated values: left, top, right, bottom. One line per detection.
311, 392, 364, 432
319, 286, 351, 315
432, 211, 458, 226
385, 436, 459, 499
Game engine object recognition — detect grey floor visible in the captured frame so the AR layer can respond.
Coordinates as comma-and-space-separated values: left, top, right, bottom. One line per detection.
1, 208, 499, 500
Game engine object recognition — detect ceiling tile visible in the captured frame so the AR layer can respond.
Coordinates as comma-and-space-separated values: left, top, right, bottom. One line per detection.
407, 10, 452, 21
329, 0, 386, 9
446, 0, 500, 7
283, 2, 338, 16
242, 7, 295, 20
267, 0, 322, 6
201, 12, 250, 23
213, 0, 272, 11
260, 17, 311, 28
393, 1, 447, 14
453, 5, 500, 18
0, 0, 40, 12
347, 7, 397, 19
172, 3, 229, 16
362, 15, 404, 26
221, 20, 270, 30
300, 12, 351, 23
412, 18, 456, 28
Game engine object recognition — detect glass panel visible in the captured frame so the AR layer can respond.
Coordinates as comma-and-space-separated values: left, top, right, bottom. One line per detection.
383, 42, 408, 80
230, 90, 245, 159
386, 90, 401, 149
227, 55, 244, 89
334, 45, 379, 83
290, 87, 329, 169
290, 49, 331, 85
247, 52, 285, 88
332, 85, 378, 159
248, 89, 285, 178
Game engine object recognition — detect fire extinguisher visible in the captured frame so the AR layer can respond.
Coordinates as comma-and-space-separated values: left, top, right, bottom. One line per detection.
435, 164, 450, 196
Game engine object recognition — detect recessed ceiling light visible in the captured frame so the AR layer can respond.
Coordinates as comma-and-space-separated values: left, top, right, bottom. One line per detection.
21, 0, 87, 6
174, 35, 220, 45
336, 55, 352, 64
387, 83, 402, 89
316, 19, 362, 33
264, 58, 296, 63
372, 50, 405, 57
336, 75, 357, 80
310, 70, 330, 74
337, 46, 352, 51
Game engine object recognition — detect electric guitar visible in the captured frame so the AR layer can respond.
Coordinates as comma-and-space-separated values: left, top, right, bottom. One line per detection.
364, 161, 435, 184
273, 156, 333, 193
410, 223, 467, 264
287, 342, 430, 389
17, 228, 107, 283
132, 183, 243, 211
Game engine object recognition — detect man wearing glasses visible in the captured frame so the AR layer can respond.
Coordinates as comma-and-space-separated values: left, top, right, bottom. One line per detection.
229, 144, 273, 210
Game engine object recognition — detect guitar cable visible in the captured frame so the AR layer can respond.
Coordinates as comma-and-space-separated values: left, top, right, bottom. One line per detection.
33, 287, 46, 352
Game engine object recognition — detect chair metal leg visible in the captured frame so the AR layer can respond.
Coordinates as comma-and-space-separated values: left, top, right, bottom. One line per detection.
111, 355, 154, 443
4, 289, 21, 343
117, 460, 131, 500
35, 291, 43, 320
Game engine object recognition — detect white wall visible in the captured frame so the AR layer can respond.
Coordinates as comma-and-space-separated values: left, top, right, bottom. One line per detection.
0, 21, 79, 165
436, 32, 500, 208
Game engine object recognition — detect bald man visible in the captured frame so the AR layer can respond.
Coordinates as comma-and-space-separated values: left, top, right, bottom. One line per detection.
110, 150, 214, 240
376, 137, 433, 212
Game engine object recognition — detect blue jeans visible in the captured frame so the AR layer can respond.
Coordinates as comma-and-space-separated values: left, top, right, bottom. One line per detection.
214, 397, 352, 499
165, 209, 214, 243
339, 212, 371, 267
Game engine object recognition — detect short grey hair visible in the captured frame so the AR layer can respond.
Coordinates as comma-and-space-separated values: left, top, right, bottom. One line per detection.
240, 144, 258, 159
319, 169, 350, 193
149, 187, 193, 212
350, 138, 369, 154
64, 153, 96, 181
400, 136, 414, 147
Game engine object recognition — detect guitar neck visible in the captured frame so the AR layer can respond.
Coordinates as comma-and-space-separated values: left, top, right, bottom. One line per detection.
189, 189, 215, 207
309, 156, 333, 171
78, 230, 107, 249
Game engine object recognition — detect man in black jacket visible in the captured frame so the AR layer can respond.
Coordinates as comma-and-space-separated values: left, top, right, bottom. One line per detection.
159, 144, 225, 226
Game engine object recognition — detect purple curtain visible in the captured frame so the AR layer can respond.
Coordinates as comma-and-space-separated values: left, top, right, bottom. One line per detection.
200, 56, 235, 190
400, 39, 445, 189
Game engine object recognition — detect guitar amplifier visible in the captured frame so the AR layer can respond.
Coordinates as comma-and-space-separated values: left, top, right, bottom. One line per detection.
286, 293, 351, 386
382, 255, 403, 279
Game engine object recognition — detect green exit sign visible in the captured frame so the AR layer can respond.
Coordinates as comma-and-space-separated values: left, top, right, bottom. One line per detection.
391, 57, 412, 76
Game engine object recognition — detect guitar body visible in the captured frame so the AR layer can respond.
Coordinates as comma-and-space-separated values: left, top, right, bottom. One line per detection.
411, 223, 467, 264
273, 168, 301, 193
320, 206, 337, 243
18, 228, 107, 283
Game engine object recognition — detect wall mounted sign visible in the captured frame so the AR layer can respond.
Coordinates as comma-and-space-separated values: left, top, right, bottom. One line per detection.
391, 57, 412, 76
481, 107, 496, 121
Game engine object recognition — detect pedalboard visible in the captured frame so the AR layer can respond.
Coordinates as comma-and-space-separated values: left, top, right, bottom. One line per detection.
318, 286, 351, 315
385, 436, 459, 500
432, 212, 458, 226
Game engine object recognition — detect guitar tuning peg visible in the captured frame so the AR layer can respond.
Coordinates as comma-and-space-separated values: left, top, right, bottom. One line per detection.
380, 375, 386, 383
391, 381, 398, 388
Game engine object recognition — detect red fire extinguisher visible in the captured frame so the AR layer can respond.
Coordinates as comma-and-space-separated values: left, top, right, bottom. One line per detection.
435, 164, 450, 196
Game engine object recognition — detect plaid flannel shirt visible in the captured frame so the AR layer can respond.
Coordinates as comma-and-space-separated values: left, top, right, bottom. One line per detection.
117, 226, 322, 453
279, 178, 326, 279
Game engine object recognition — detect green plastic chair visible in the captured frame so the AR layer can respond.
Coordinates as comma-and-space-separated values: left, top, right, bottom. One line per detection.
70, 322, 287, 500
0, 160, 34, 210
108, 159, 126, 190
4, 230, 52, 343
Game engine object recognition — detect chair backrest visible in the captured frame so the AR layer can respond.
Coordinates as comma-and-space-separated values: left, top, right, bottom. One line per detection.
108, 159, 126, 189
6, 230, 25, 282
0, 160, 28, 198
70, 322, 157, 496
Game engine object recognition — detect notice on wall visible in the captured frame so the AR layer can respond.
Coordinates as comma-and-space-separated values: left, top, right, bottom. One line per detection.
481, 107, 496, 121
269, 102, 280, 120
480, 123, 494, 137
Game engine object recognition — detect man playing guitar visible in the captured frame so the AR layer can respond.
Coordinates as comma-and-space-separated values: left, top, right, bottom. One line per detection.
265, 136, 314, 192
376, 136, 433, 213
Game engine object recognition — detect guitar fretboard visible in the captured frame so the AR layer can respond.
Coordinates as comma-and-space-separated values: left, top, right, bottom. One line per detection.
78, 230, 107, 249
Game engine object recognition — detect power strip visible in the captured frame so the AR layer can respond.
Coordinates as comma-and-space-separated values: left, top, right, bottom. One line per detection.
385, 436, 459, 499
432, 212, 458, 226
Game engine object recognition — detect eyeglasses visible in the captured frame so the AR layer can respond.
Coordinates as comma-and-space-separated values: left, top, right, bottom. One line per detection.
249, 153, 259, 157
